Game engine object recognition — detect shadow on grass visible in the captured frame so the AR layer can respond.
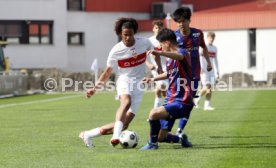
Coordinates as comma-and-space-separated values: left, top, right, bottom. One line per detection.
195, 120, 274, 123
209, 135, 272, 138
214, 106, 276, 110
193, 143, 276, 149
165, 143, 276, 150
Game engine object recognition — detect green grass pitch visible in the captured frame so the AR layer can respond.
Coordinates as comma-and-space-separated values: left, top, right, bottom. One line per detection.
0, 90, 276, 168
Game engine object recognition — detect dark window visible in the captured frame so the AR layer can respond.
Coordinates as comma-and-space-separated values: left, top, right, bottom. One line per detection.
249, 29, 256, 68
151, 3, 166, 19
68, 32, 84, 45
0, 20, 53, 45
0, 22, 22, 44
67, 0, 85, 11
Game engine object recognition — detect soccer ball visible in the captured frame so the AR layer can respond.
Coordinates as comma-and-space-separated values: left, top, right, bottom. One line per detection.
119, 130, 138, 148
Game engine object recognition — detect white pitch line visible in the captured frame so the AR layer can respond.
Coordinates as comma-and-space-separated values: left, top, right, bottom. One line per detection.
0, 95, 82, 109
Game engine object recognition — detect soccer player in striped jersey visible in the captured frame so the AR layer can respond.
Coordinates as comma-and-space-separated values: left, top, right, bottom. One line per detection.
195, 32, 220, 110
140, 28, 193, 150
79, 18, 157, 148
172, 7, 213, 135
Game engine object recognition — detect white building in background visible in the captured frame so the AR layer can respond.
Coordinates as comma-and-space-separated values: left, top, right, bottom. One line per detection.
1, 0, 276, 82
0, 0, 150, 72
203, 29, 276, 81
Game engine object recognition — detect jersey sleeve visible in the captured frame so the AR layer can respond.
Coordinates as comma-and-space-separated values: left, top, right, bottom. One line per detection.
147, 38, 154, 50
106, 47, 117, 68
146, 38, 155, 63
199, 30, 206, 48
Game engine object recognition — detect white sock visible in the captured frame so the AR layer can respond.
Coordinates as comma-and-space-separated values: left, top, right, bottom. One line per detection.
154, 97, 162, 108
194, 96, 200, 105
85, 128, 101, 138
197, 96, 201, 101
204, 100, 210, 108
112, 121, 123, 139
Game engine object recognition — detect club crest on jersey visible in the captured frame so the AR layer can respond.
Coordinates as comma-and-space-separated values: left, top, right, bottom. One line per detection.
131, 48, 138, 59
192, 33, 200, 38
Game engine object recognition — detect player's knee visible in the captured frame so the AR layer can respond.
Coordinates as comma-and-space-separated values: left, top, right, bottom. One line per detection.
149, 108, 160, 120
121, 99, 131, 109
156, 89, 162, 97
206, 84, 212, 89
206, 88, 212, 94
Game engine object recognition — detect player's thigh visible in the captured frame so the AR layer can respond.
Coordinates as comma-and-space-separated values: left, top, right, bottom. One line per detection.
201, 73, 215, 87
116, 80, 132, 109
119, 94, 131, 109
128, 88, 144, 115
149, 106, 170, 120
163, 102, 193, 119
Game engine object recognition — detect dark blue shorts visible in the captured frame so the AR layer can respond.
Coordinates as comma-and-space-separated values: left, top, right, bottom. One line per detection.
160, 102, 193, 131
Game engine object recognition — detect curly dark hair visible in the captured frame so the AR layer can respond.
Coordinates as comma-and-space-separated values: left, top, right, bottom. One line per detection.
114, 18, 138, 36
172, 7, 192, 22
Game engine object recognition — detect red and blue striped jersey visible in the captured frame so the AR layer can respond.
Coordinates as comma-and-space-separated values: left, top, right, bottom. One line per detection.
175, 28, 206, 81
164, 48, 193, 105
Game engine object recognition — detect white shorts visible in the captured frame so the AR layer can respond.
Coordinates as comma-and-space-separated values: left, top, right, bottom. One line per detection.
201, 72, 216, 86
151, 70, 169, 89
156, 79, 169, 89
116, 78, 144, 115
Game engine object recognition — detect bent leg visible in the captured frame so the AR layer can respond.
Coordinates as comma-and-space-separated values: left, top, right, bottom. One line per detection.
147, 106, 170, 143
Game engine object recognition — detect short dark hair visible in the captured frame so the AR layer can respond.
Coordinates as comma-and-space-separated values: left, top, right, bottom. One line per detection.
114, 18, 138, 36
152, 20, 163, 28
172, 7, 192, 22
156, 28, 177, 45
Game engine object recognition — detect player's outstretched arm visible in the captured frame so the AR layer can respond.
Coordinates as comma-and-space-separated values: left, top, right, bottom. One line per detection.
149, 50, 184, 60
147, 50, 163, 74
153, 72, 167, 81
142, 72, 167, 84
86, 66, 112, 98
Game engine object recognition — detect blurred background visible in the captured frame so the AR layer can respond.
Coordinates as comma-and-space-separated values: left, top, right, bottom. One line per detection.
0, 0, 276, 96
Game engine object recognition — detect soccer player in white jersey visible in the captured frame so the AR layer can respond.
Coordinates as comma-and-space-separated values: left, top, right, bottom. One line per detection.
79, 18, 158, 148
147, 20, 168, 108
195, 32, 219, 110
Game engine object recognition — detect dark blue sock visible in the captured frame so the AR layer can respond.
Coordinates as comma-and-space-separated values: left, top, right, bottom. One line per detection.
149, 119, 160, 143
177, 118, 188, 130
164, 133, 180, 143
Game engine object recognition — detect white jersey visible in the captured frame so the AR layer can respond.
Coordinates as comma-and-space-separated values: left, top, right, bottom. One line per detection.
107, 37, 153, 81
200, 44, 219, 76
148, 36, 167, 76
